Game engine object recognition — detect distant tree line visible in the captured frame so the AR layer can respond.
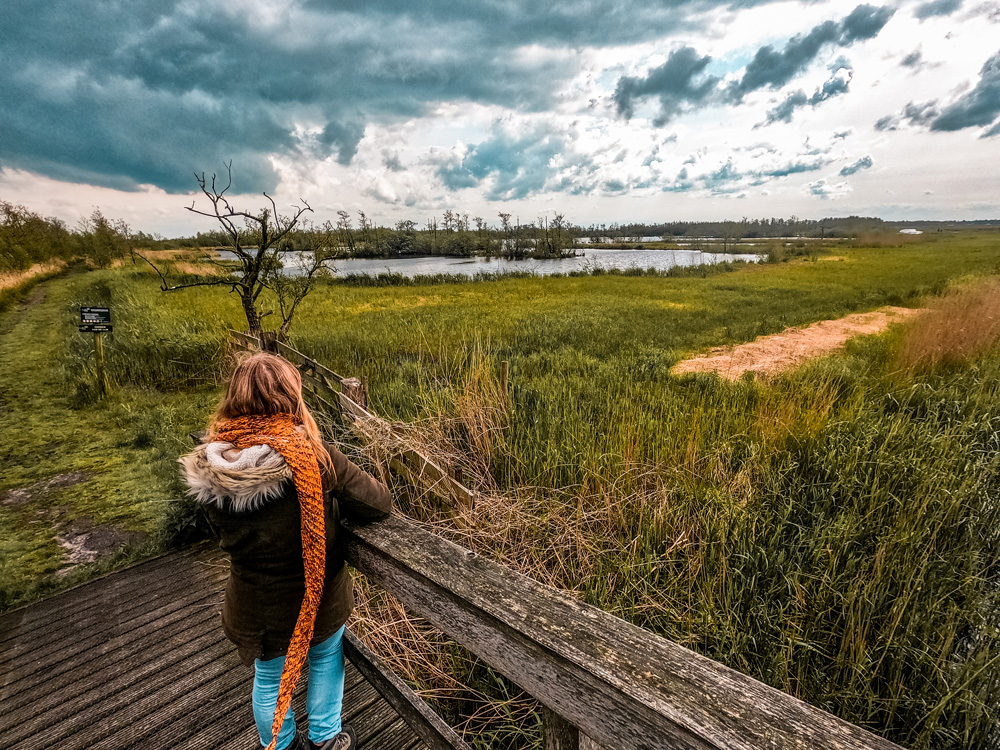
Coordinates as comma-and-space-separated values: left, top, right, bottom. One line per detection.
318, 209, 578, 260
0, 201, 134, 273
582, 216, 880, 242
581, 216, 1000, 243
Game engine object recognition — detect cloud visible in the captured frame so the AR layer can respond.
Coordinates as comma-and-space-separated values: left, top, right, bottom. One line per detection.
915, 0, 964, 19
758, 160, 827, 178
764, 91, 811, 124
930, 50, 1000, 134
613, 47, 720, 124
761, 62, 853, 125
875, 100, 940, 130
382, 151, 405, 172
840, 155, 873, 175
808, 179, 851, 198
685, 152, 829, 195
728, 5, 893, 100
434, 124, 566, 200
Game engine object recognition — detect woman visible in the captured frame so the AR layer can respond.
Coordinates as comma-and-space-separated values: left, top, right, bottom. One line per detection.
180, 351, 391, 750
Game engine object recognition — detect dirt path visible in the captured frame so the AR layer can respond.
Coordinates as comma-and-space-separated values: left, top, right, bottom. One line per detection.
672, 306, 921, 380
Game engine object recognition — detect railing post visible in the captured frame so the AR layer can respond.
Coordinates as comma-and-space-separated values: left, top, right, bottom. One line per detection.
260, 331, 278, 352
542, 707, 578, 750
341, 376, 368, 409
541, 707, 607, 750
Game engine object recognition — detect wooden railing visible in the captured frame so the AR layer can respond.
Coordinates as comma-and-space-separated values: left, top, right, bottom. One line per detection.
342, 515, 903, 750
229, 331, 906, 750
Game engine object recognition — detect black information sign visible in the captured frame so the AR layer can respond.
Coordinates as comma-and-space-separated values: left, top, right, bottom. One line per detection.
80, 306, 112, 333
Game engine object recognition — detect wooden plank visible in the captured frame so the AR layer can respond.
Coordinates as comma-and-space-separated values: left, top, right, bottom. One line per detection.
273, 339, 346, 384
349, 688, 417, 747
229, 330, 263, 350
83, 660, 250, 750
0, 545, 214, 641
0, 584, 222, 688
343, 516, 905, 750
3, 603, 219, 715
344, 630, 471, 750
9, 637, 235, 750
0, 553, 226, 655
365, 717, 422, 750
126, 673, 258, 750
1, 590, 222, 701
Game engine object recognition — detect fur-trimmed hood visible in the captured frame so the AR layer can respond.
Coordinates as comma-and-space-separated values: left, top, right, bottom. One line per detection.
180, 441, 294, 513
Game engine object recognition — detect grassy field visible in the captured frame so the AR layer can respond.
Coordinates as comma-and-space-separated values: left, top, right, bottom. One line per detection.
2, 232, 999, 748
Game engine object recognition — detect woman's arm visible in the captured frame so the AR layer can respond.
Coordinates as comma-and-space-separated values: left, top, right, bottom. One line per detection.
323, 441, 392, 521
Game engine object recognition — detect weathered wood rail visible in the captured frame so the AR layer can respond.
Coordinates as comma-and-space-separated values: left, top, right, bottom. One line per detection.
343, 515, 905, 750
229, 331, 907, 750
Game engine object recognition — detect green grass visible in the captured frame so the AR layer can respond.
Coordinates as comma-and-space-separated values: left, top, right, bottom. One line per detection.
0, 269, 219, 609
2, 232, 1000, 747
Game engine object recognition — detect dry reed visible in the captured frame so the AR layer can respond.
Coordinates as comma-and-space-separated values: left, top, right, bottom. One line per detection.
894, 277, 1000, 371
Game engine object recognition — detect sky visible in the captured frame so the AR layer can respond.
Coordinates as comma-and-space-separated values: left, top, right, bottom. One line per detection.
2, 0, 999, 235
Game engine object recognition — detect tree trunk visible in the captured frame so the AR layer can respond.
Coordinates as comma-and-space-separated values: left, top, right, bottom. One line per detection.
241, 291, 263, 338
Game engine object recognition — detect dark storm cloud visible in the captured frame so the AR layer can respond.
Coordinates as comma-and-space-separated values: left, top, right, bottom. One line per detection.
840, 155, 873, 175
915, 0, 963, 19
614, 5, 890, 126
931, 50, 1000, 134
613, 47, 721, 124
2, 0, 735, 193
729, 4, 892, 100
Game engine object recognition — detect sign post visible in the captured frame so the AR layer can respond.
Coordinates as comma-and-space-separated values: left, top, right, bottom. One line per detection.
80, 306, 112, 396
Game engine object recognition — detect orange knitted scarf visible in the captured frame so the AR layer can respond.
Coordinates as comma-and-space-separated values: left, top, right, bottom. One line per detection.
216, 413, 325, 750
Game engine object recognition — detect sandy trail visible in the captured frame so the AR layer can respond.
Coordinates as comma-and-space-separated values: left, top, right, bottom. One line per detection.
672, 306, 921, 380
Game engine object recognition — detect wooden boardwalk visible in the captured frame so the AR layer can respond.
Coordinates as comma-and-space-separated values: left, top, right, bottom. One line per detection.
0, 545, 431, 750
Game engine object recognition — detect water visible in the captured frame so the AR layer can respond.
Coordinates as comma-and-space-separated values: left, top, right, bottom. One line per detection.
218, 248, 762, 278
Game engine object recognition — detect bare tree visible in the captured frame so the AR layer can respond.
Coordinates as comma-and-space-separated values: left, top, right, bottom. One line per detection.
136, 163, 319, 340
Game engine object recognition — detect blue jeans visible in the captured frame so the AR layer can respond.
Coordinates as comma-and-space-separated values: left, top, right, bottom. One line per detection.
252, 625, 346, 749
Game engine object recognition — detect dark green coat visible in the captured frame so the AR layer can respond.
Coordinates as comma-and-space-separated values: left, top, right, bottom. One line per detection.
182, 440, 391, 665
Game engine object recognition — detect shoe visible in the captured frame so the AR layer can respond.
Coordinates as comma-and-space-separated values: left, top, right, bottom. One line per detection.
310, 725, 356, 750
284, 730, 312, 750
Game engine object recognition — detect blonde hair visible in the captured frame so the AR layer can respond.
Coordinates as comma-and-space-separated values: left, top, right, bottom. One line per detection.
210, 351, 334, 476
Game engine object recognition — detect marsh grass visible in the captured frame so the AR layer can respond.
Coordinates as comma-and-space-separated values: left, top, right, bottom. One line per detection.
343, 330, 1000, 749
894, 276, 1000, 371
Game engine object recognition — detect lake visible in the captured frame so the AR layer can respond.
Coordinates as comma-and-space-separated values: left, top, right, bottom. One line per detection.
218, 247, 762, 278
